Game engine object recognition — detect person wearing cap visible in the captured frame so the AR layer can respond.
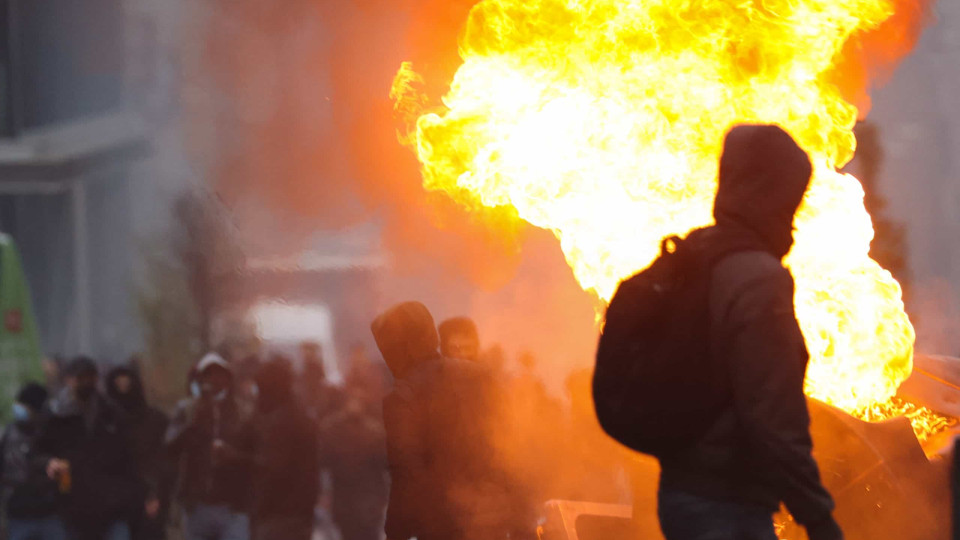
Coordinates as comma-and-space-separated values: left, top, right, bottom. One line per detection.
165, 353, 254, 540
41, 356, 141, 540
0, 382, 67, 540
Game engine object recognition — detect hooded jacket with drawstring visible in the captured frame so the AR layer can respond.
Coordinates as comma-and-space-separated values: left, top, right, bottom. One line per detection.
164, 360, 254, 513
374, 302, 524, 540
658, 125, 842, 540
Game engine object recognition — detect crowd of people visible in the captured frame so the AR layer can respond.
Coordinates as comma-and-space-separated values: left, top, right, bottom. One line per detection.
0, 341, 393, 540
0, 316, 612, 540
0, 125, 846, 540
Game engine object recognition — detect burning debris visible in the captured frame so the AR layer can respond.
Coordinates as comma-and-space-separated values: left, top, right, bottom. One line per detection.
391, 0, 933, 430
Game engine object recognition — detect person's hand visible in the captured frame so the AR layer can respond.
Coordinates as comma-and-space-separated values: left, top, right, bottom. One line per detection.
46, 458, 69, 480
145, 497, 161, 519
212, 439, 240, 460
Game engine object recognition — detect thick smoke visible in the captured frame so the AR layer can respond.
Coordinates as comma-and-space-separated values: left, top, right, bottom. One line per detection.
831, 0, 936, 115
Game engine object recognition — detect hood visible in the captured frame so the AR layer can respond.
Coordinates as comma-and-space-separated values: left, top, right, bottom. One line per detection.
106, 365, 146, 412
714, 124, 812, 258
371, 301, 440, 379
197, 352, 233, 376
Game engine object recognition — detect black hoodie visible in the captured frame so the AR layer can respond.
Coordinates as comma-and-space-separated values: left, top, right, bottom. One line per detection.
659, 125, 841, 540
374, 302, 520, 540
106, 366, 171, 540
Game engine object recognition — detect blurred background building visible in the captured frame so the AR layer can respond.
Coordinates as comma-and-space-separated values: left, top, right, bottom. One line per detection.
0, 0, 958, 380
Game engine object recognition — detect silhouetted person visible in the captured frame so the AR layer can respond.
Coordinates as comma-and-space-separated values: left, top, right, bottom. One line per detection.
319, 347, 389, 540
41, 357, 141, 540
437, 317, 480, 363
1, 383, 66, 540
656, 125, 842, 540
166, 353, 253, 540
374, 302, 530, 540
250, 357, 319, 540
106, 366, 171, 540
297, 342, 342, 424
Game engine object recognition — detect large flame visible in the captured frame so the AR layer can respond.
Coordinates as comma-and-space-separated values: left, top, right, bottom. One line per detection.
394, 0, 917, 416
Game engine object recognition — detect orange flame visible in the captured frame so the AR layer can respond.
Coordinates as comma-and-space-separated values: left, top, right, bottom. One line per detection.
393, 0, 921, 416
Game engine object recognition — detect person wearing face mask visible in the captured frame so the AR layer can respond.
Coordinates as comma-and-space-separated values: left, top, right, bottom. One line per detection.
165, 353, 254, 540
0, 383, 67, 540
41, 357, 141, 540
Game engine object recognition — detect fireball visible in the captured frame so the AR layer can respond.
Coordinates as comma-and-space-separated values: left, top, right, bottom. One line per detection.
393, 0, 917, 418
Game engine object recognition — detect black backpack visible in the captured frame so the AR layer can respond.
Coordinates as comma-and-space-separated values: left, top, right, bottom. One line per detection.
592, 232, 742, 457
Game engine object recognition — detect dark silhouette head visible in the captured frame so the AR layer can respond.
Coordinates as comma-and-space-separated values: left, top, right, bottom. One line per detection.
438, 317, 480, 362
65, 356, 99, 402
106, 365, 147, 413
371, 301, 440, 379
714, 124, 812, 258
16, 382, 48, 414
255, 356, 295, 413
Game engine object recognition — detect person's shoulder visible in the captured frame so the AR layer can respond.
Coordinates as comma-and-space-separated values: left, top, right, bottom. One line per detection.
713, 250, 791, 288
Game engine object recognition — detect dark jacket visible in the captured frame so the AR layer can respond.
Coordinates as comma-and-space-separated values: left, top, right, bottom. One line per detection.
659, 125, 840, 540
39, 389, 142, 524
251, 359, 320, 524
319, 386, 389, 524
0, 420, 60, 519
374, 302, 522, 540
106, 367, 172, 540
165, 391, 254, 512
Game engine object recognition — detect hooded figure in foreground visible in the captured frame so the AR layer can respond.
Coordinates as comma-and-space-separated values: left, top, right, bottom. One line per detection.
373, 302, 530, 540
656, 125, 842, 540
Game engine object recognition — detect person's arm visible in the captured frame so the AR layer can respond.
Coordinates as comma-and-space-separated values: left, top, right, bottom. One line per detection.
383, 388, 429, 540
164, 400, 200, 455
722, 261, 842, 540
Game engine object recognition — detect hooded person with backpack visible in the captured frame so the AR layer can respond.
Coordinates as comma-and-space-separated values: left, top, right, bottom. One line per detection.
595, 124, 842, 540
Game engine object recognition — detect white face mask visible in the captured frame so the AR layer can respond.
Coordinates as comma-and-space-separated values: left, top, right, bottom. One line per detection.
212, 389, 228, 402
12, 403, 31, 422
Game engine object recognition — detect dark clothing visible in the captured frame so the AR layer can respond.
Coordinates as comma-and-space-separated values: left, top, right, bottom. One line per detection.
39, 391, 142, 537
658, 488, 777, 540
181, 504, 249, 540
0, 422, 61, 520
106, 368, 172, 540
165, 396, 253, 513
659, 125, 839, 540
251, 517, 312, 540
250, 399, 319, 526
319, 403, 388, 540
7, 515, 68, 540
659, 250, 835, 528
382, 357, 522, 540
714, 124, 812, 259
374, 301, 530, 540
